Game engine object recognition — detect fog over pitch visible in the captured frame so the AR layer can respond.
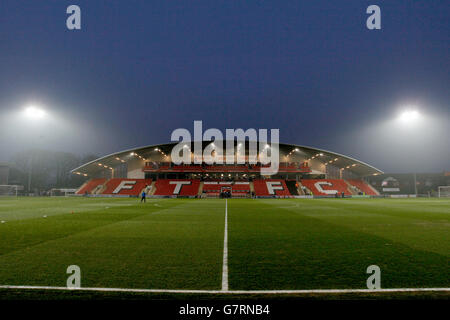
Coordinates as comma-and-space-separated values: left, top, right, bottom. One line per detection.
0, 1, 448, 173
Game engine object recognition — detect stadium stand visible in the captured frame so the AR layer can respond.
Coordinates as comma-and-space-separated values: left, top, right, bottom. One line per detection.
253, 179, 291, 196
278, 162, 311, 172
202, 181, 250, 197
232, 181, 250, 192
77, 177, 378, 198
154, 179, 201, 196
143, 162, 312, 173
285, 180, 300, 195
202, 181, 223, 197
76, 178, 106, 195
171, 164, 203, 172
101, 178, 152, 195
347, 179, 379, 196
231, 183, 250, 197
300, 179, 352, 196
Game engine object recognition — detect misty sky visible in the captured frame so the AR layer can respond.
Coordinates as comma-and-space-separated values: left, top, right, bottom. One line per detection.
0, 0, 448, 173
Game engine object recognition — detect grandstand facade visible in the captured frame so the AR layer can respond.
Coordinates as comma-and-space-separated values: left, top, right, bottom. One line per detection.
71, 141, 383, 197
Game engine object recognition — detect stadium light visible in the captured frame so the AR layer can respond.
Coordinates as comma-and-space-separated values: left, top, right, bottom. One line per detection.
21, 105, 49, 194
393, 107, 425, 195
24, 106, 46, 120
398, 109, 421, 125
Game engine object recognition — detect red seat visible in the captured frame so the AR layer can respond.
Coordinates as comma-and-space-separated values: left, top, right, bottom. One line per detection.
232, 182, 250, 193
101, 178, 152, 195
300, 179, 352, 196
253, 179, 291, 196
76, 178, 106, 194
347, 179, 378, 195
154, 179, 200, 196
202, 181, 224, 193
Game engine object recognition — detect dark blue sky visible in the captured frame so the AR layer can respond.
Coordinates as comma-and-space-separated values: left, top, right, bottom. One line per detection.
0, 0, 448, 172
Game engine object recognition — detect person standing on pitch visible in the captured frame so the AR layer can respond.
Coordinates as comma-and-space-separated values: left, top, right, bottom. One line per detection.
141, 189, 146, 203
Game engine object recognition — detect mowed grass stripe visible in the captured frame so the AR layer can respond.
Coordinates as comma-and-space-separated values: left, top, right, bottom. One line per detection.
0, 197, 140, 221
298, 198, 450, 221
227, 199, 449, 290
0, 199, 225, 290
278, 198, 450, 256
0, 197, 448, 293
0, 198, 179, 257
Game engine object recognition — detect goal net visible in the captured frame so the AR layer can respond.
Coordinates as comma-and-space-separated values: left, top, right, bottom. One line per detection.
438, 186, 450, 198
0, 185, 22, 197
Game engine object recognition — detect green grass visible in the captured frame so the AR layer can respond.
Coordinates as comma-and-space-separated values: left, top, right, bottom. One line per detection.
0, 197, 448, 299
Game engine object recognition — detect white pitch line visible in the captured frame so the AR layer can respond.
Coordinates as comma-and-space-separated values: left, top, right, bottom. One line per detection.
0, 285, 448, 294
221, 198, 229, 291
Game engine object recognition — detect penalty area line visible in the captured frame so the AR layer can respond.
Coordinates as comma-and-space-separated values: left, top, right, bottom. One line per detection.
0, 285, 448, 294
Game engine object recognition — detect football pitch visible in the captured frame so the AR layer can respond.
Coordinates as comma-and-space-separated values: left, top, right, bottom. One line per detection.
0, 197, 448, 299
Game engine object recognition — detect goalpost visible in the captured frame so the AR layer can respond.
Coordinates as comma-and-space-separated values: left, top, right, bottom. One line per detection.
0, 185, 21, 197
438, 186, 450, 198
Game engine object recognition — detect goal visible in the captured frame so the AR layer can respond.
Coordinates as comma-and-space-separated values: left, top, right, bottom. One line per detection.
438, 186, 450, 198
0, 185, 22, 197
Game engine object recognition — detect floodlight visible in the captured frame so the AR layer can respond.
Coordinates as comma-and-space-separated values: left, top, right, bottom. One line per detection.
399, 110, 421, 123
24, 106, 46, 119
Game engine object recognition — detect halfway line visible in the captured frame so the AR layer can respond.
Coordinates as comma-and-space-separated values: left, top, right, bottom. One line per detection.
221, 199, 228, 291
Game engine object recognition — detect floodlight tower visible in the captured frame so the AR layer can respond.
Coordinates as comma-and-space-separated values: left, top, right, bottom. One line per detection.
397, 108, 423, 195
23, 105, 47, 195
